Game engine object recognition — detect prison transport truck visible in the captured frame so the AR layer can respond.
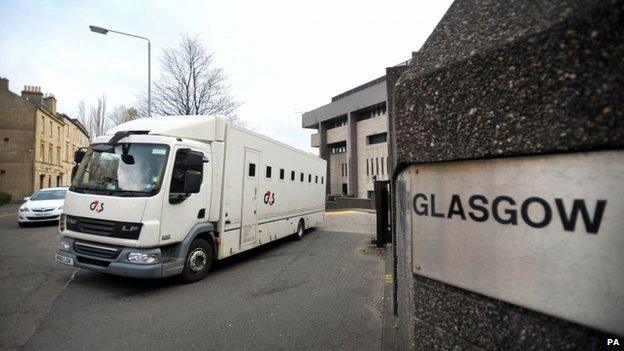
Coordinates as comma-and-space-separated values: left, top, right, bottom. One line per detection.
55, 116, 326, 282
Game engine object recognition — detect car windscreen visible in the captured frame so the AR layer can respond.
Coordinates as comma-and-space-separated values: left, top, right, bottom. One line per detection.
31, 189, 67, 201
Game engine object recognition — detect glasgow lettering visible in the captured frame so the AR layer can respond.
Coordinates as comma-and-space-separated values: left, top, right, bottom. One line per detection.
412, 193, 607, 234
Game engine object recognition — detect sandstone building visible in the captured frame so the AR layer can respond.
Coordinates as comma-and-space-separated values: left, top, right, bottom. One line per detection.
0, 78, 90, 201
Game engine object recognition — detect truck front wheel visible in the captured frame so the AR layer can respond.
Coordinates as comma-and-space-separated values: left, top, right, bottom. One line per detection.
181, 238, 213, 283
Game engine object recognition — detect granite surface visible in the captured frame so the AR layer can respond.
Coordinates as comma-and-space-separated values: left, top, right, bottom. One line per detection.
388, 0, 624, 349
392, 0, 624, 169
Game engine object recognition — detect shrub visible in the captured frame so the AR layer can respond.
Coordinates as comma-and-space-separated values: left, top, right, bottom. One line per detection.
0, 192, 11, 205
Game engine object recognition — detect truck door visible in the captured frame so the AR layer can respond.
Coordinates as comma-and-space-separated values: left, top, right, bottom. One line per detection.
240, 149, 259, 247
160, 146, 210, 244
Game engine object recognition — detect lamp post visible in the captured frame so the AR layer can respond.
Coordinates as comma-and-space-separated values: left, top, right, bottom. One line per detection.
89, 25, 151, 117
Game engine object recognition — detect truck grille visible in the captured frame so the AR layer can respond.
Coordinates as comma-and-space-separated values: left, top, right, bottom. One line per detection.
74, 240, 122, 259
66, 215, 142, 240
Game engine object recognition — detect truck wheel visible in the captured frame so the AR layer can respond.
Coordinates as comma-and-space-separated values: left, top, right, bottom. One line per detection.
181, 238, 213, 283
293, 219, 305, 241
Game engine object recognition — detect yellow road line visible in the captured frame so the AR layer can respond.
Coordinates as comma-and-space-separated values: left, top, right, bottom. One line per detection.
0, 212, 16, 218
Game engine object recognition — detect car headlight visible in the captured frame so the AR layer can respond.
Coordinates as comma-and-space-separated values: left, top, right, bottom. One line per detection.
57, 205, 63, 210
127, 252, 159, 264
19, 205, 30, 212
59, 238, 71, 251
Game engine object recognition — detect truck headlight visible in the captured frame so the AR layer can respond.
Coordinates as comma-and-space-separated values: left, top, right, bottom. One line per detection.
128, 252, 159, 264
59, 238, 71, 251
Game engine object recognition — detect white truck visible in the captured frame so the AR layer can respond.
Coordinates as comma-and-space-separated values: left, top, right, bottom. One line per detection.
55, 116, 326, 282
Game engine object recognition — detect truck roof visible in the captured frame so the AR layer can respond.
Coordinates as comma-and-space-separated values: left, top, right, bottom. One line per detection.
106, 115, 226, 142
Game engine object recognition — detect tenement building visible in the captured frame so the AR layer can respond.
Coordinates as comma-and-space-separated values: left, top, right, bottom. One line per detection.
302, 76, 390, 199
0, 77, 90, 201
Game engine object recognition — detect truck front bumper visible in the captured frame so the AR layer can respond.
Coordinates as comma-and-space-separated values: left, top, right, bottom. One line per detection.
55, 237, 184, 279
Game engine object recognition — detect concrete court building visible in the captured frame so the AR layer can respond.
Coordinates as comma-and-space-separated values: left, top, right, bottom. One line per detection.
302, 75, 395, 199
0, 78, 90, 201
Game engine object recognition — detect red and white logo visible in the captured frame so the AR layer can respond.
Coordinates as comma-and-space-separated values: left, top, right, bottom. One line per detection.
89, 200, 104, 213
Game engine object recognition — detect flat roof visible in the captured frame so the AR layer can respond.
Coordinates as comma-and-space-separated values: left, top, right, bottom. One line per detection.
302, 76, 387, 129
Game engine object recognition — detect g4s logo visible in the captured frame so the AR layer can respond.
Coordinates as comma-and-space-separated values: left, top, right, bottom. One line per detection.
89, 200, 104, 213
263, 191, 276, 206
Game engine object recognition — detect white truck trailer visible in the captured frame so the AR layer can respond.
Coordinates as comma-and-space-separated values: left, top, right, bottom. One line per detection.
55, 116, 326, 282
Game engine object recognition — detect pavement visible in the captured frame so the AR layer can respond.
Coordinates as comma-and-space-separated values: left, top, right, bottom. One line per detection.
0, 209, 385, 350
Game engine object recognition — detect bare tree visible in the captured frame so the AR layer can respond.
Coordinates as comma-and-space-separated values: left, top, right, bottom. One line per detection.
110, 105, 140, 126
144, 34, 241, 120
77, 100, 87, 127
78, 95, 109, 137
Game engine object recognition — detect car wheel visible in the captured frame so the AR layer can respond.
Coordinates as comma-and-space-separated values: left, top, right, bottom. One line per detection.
18, 222, 28, 228
181, 238, 213, 283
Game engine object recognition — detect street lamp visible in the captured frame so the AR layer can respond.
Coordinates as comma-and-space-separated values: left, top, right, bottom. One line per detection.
89, 25, 151, 117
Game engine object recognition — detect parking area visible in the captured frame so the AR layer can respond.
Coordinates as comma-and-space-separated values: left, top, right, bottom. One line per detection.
0, 209, 384, 350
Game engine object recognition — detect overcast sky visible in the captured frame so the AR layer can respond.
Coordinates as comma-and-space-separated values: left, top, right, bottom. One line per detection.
0, 0, 452, 152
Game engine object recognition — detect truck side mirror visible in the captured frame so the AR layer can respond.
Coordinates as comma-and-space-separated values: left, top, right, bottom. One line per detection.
185, 150, 205, 168
183, 170, 202, 194
71, 165, 78, 183
74, 149, 86, 163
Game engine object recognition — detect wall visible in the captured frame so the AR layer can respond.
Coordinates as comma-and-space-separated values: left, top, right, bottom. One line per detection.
329, 152, 347, 195
356, 114, 389, 198
389, 0, 624, 349
0, 85, 35, 201
326, 125, 347, 145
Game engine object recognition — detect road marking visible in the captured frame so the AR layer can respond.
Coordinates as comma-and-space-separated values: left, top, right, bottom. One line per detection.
0, 212, 16, 218
385, 274, 393, 284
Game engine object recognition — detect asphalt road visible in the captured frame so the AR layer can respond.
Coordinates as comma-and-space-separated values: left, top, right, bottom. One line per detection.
0, 210, 384, 350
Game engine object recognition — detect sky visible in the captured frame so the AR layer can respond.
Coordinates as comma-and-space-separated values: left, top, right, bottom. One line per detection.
0, 0, 453, 153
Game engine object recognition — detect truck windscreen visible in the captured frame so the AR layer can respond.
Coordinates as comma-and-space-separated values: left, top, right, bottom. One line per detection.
70, 143, 170, 197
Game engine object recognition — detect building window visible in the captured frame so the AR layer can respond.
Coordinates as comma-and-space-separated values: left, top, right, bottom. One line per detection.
367, 133, 387, 145
381, 157, 384, 175
66, 142, 70, 161
366, 159, 369, 175
265, 166, 272, 178
329, 142, 346, 154
279, 168, 285, 180
49, 145, 53, 164
327, 117, 347, 130
291, 170, 295, 181
248, 163, 256, 177
321, 176, 324, 184
57, 126, 61, 141
315, 175, 318, 183
57, 147, 61, 165
40, 142, 45, 161
3, 138, 8, 148
300, 172, 304, 182
49, 121, 52, 137
376, 158, 379, 175
308, 174, 311, 183
41, 117, 45, 134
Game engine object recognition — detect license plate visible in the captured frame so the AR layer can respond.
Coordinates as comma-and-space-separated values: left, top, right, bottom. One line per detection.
55, 254, 73, 266
32, 212, 50, 217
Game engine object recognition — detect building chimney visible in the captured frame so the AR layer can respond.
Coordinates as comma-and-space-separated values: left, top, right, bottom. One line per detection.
21, 85, 43, 105
0, 77, 8, 90
43, 93, 57, 114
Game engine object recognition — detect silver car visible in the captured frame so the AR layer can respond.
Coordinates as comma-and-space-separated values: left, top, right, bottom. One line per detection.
18, 187, 68, 227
